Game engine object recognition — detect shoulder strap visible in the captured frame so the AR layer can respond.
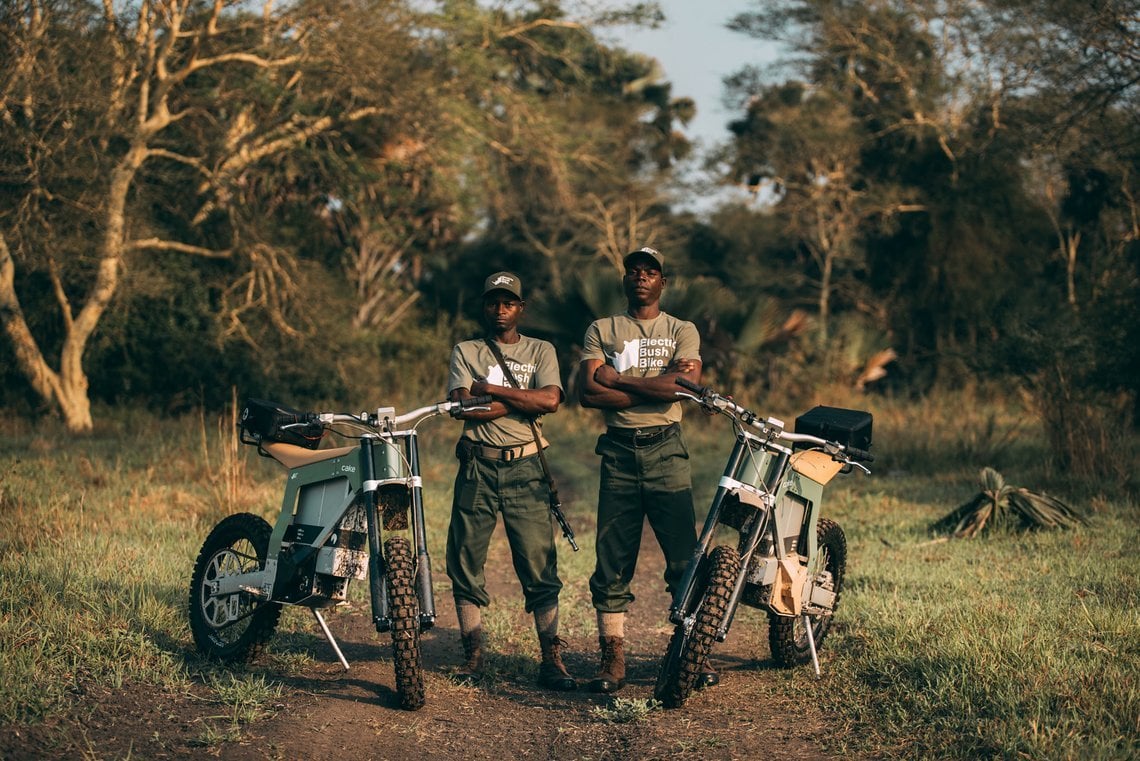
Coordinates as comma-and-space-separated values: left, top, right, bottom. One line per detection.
484, 336, 524, 393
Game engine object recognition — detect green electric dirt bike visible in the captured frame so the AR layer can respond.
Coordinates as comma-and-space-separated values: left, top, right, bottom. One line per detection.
188, 395, 488, 710
654, 378, 873, 709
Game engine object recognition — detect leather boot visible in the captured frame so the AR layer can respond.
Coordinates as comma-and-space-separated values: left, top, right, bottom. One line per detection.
696, 660, 720, 690
537, 635, 577, 691
454, 628, 483, 685
588, 636, 625, 693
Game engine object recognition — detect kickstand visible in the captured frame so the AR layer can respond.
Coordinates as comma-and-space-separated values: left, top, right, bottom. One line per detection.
803, 614, 821, 678
312, 608, 350, 671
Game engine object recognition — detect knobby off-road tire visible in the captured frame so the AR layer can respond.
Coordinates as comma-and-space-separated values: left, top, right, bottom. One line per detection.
657, 545, 740, 709
768, 518, 847, 666
188, 513, 282, 663
654, 621, 688, 707
384, 535, 425, 710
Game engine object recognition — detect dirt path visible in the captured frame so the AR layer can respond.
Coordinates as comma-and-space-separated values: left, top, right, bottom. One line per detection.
4, 523, 854, 761
212, 524, 846, 761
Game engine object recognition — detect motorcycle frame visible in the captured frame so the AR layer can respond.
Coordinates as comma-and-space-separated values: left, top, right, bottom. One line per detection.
668, 427, 830, 641
207, 427, 436, 635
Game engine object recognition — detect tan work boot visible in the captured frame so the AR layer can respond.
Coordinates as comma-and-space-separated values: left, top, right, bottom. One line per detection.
588, 636, 625, 693
696, 660, 719, 690
454, 627, 483, 685
537, 635, 577, 691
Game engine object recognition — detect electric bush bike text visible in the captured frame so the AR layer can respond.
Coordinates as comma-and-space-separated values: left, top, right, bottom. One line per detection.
654, 379, 873, 709
188, 396, 488, 711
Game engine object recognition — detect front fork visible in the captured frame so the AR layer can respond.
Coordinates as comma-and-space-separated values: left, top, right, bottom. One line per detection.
361, 433, 437, 634
669, 437, 755, 624
669, 439, 787, 646
361, 436, 392, 633
404, 430, 436, 630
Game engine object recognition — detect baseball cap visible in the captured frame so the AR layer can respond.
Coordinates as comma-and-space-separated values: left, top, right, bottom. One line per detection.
482, 271, 523, 300
623, 246, 664, 271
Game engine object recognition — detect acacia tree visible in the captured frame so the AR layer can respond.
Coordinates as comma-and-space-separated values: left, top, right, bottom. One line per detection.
0, 0, 418, 431
723, 0, 1060, 356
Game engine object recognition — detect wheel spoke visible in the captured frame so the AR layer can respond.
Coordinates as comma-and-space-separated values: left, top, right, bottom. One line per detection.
188, 513, 282, 663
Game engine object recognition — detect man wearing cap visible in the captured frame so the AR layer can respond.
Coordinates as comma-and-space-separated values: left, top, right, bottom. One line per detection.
445, 271, 576, 691
578, 246, 715, 693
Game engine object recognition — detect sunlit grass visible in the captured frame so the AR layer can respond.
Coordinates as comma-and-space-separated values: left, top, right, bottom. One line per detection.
0, 390, 1136, 760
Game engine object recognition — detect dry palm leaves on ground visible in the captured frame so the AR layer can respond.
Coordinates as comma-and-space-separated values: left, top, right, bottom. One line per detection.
934, 467, 1086, 538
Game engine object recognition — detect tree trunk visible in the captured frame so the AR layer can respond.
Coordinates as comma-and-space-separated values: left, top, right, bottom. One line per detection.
0, 231, 64, 406
0, 230, 97, 432
1064, 230, 1080, 310
818, 249, 833, 344
0, 142, 140, 433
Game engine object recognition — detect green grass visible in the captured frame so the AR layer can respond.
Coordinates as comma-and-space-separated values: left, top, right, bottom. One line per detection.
0, 389, 1137, 759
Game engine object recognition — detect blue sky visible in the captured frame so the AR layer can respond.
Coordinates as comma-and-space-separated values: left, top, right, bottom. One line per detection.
601, 1, 781, 153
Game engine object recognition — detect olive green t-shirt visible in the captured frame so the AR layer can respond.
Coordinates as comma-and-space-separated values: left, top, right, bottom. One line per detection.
448, 335, 563, 447
580, 312, 701, 429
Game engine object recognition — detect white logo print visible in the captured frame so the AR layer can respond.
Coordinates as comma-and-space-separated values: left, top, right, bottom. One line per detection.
606, 337, 678, 372
492, 275, 514, 287
484, 364, 506, 385
607, 340, 642, 372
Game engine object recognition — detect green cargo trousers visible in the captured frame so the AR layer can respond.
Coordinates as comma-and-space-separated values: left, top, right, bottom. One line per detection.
445, 451, 562, 613
588, 425, 698, 613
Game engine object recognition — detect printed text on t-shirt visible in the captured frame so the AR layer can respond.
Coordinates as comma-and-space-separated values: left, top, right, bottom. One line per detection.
484, 361, 536, 387
606, 338, 676, 372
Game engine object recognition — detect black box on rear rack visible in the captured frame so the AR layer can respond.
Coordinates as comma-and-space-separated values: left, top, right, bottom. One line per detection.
793, 406, 872, 452
239, 398, 325, 450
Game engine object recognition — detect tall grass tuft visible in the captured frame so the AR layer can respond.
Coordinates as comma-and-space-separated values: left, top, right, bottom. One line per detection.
197, 388, 257, 521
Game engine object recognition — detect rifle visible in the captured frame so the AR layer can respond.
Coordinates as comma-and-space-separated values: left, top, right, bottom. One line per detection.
483, 338, 579, 551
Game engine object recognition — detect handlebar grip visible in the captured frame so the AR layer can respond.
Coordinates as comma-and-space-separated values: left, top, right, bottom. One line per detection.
461, 395, 494, 408
675, 377, 708, 395
846, 446, 874, 463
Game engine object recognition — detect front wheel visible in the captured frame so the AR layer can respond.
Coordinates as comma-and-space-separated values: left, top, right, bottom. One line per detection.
188, 513, 282, 663
384, 535, 425, 710
768, 518, 847, 666
655, 545, 740, 709
653, 621, 689, 707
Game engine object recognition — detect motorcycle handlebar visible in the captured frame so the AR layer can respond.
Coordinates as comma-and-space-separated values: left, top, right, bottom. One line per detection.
675, 380, 873, 466
675, 377, 708, 396
315, 395, 494, 430
391, 395, 493, 426
675, 377, 754, 422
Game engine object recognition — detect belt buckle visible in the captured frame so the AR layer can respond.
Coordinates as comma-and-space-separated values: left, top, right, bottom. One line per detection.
634, 427, 656, 444
502, 446, 517, 462
635, 426, 668, 445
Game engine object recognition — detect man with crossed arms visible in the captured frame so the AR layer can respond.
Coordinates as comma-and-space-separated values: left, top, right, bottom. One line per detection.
578, 247, 716, 693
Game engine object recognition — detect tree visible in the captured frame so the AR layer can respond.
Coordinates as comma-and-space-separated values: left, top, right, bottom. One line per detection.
1, 0, 695, 426
0, 0, 414, 431
432, 0, 693, 293
727, 82, 917, 341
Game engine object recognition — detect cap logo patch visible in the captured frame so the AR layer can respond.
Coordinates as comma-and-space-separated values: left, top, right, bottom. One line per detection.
493, 275, 514, 286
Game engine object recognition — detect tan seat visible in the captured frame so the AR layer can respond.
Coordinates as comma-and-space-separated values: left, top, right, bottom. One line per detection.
262, 441, 358, 469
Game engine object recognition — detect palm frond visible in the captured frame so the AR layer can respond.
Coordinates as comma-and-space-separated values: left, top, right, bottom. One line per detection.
933, 467, 1085, 539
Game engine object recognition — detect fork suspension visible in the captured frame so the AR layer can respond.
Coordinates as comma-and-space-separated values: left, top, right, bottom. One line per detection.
404, 431, 436, 629
361, 437, 391, 632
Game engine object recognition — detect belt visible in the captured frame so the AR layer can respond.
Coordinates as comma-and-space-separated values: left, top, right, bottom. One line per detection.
471, 441, 541, 462
605, 423, 677, 447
